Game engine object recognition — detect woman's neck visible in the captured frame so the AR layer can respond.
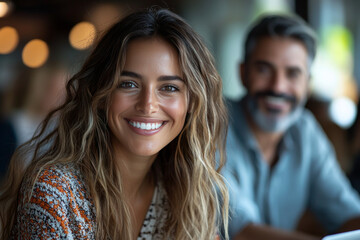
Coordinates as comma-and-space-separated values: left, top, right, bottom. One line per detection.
114, 151, 157, 201
115, 153, 157, 238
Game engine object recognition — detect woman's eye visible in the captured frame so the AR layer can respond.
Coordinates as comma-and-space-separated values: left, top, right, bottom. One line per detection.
118, 81, 137, 89
161, 85, 179, 92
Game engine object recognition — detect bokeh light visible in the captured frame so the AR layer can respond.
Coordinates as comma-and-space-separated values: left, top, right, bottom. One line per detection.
0, 26, 19, 54
22, 39, 49, 68
69, 21, 96, 50
323, 26, 353, 70
329, 97, 357, 128
0, 2, 9, 17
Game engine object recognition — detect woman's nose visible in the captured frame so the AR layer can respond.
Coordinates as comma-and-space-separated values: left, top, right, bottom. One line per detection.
135, 88, 159, 114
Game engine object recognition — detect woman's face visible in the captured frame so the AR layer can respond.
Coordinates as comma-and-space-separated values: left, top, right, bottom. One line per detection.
108, 37, 189, 161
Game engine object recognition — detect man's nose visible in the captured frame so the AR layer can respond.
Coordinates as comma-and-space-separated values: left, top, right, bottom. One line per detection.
135, 87, 159, 114
271, 71, 288, 93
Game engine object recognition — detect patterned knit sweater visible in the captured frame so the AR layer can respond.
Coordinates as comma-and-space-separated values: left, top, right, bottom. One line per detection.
10, 164, 169, 239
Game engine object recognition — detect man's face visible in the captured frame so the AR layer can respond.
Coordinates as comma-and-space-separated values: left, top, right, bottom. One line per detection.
242, 36, 310, 132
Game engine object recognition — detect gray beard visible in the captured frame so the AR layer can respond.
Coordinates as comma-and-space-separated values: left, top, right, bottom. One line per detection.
245, 94, 306, 133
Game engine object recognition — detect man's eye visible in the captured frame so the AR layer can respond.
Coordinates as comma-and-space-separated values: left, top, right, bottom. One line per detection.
118, 81, 137, 89
256, 65, 270, 74
287, 70, 300, 80
161, 85, 179, 92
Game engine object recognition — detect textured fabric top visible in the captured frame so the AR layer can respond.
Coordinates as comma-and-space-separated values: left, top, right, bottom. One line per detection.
11, 163, 170, 239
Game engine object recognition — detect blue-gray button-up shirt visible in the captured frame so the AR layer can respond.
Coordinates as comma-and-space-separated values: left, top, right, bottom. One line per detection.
223, 99, 360, 238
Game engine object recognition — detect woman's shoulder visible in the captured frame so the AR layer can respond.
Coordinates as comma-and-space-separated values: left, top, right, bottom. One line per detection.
14, 163, 96, 239
39, 163, 82, 184
19, 162, 92, 211
23, 163, 83, 194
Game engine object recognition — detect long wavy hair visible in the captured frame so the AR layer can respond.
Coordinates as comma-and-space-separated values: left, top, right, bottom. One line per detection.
0, 8, 228, 240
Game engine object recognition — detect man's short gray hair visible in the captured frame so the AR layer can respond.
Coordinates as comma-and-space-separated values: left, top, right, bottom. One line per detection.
244, 14, 317, 67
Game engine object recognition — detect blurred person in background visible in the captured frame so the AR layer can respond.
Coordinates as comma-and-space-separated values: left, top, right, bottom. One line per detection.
0, 8, 229, 239
222, 14, 360, 240
0, 63, 67, 181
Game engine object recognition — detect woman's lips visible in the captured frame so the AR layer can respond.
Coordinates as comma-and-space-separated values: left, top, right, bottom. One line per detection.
126, 118, 167, 135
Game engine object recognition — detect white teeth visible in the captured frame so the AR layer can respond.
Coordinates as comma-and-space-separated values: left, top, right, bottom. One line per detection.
266, 96, 286, 104
129, 120, 163, 130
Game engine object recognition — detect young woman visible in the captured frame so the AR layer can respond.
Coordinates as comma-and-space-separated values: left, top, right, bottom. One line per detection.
0, 8, 228, 239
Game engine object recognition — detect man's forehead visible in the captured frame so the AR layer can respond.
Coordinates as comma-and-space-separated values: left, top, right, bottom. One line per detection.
250, 36, 309, 70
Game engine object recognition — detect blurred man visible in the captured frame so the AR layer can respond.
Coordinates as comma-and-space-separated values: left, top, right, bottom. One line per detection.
223, 14, 360, 240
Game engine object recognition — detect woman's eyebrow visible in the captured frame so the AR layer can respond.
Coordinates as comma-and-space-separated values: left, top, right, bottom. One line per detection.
158, 75, 184, 82
121, 71, 184, 82
120, 71, 142, 79
121, 71, 184, 81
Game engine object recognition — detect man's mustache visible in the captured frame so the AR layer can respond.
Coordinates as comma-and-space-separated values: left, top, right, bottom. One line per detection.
254, 90, 297, 104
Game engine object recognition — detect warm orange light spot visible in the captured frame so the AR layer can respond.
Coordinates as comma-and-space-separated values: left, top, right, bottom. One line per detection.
0, 2, 9, 17
22, 39, 49, 68
69, 21, 96, 50
0, 26, 19, 54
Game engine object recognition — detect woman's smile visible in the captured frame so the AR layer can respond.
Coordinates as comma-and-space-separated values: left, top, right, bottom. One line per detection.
126, 118, 167, 136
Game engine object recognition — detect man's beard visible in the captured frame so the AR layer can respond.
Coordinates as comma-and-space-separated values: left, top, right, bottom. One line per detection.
245, 90, 306, 133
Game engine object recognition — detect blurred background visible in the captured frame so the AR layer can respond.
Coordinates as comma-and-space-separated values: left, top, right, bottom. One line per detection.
1, 0, 360, 174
